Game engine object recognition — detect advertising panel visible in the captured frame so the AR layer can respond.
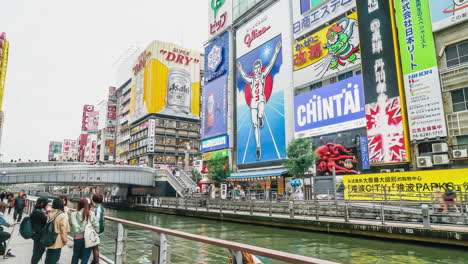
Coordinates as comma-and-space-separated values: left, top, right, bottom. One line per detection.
0, 36, 9, 111
357, 0, 410, 164
79, 134, 88, 162
201, 135, 229, 152
205, 31, 229, 83
208, 0, 232, 39
344, 168, 468, 200
292, 0, 356, 39
429, 0, 468, 32
395, 0, 447, 141
147, 119, 156, 153
63, 139, 78, 153
81, 105, 94, 131
88, 134, 97, 163
294, 74, 365, 138
201, 74, 228, 140
236, 2, 288, 164
293, 12, 360, 87
129, 41, 201, 123
48, 141, 62, 161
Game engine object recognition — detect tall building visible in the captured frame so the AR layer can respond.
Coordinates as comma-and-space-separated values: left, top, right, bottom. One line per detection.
127, 40, 202, 167
116, 80, 131, 163
95, 88, 118, 163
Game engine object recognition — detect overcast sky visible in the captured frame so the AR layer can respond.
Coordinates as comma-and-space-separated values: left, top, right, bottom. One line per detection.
0, 0, 208, 161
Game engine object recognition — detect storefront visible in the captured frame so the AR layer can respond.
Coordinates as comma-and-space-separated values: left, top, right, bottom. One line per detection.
227, 169, 288, 197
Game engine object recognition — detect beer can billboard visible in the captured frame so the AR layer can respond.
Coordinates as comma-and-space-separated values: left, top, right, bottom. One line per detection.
356, 0, 411, 164
236, 1, 290, 165
129, 40, 201, 123
293, 12, 360, 88
428, 0, 468, 32
395, 0, 447, 141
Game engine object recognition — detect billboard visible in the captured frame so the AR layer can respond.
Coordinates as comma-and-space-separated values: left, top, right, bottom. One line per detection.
48, 141, 62, 161
81, 105, 99, 131
293, 12, 360, 88
201, 134, 230, 152
208, 0, 232, 39
357, 0, 410, 164
429, 0, 468, 32
294, 74, 365, 138
201, 74, 228, 140
344, 168, 468, 201
236, 2, 288, 164
63, 139, 78, 153
395, 0, 447, 141
0, 34, 8, 111
205, 31, 229, 83
292, 0, 356, 39
129, 41, 201, 123
147, 119, 156, 153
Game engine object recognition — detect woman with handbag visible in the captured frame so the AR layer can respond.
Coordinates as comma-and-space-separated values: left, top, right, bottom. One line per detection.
69, 198, 99, 264
45, 198, 69, 264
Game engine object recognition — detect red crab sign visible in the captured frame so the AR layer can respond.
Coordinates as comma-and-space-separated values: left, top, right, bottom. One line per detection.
316, 143, 359, 174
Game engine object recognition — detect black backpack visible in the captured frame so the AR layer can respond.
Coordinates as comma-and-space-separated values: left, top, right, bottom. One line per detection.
19, 216, 33, 239
39, 212, 62, 247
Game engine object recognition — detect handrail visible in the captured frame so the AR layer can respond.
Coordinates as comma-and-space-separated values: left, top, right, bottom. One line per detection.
104, 215, 339, 264
178, 170, 197, 187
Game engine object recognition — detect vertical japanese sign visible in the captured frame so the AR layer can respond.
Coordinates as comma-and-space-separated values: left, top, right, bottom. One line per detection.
293, 12, 360, 87
428, 0, 468, 32
147, 119, 156, 153
356, 0, 411, 164
208, 0, 232, 39
236, 1, 288, 164
395, 0, 447, 141
81, 105, 94, 131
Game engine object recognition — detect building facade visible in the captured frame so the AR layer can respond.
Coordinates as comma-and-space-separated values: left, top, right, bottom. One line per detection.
116, 80, 131, 163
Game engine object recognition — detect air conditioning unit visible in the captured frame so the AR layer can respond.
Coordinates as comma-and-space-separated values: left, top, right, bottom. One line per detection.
394, 168, 405, 172
417, 156, 433, 168
380, 169, 391, 173
433, 154, 450, 165
432, 143, 448, 153
452, 149, 468, 158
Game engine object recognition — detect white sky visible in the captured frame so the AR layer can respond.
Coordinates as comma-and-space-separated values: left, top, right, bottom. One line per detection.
0, 0, 208, 161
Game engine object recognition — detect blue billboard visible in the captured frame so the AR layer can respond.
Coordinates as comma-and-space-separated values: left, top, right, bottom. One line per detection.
201, 74, 228, 139
236, 34, 286, 164
201, 135, 230, 152
204, 31, 229, 83
294, 74, 366, 138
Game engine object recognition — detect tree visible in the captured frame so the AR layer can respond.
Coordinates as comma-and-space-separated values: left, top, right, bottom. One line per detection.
190, 168, 202, 183
283, 138, 315, 179
207, 155, 230, 186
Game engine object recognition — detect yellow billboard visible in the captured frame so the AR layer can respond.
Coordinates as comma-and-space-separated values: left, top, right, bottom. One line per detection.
0, 39, 9, 111
129, 40, 201, 122
344, 169, 468, 200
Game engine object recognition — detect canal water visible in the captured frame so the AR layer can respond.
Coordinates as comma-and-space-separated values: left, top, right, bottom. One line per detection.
100, 209, 468, 264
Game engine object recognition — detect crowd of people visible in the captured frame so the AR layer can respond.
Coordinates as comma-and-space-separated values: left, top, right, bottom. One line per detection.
0, 191, 106, 263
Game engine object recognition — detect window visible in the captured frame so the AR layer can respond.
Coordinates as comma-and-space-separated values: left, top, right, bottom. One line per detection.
310, 81, 322, 90
338, 71, 353, 81
451, 88, 468, 112
446, 40, 468, 68
457, 135, 468, 145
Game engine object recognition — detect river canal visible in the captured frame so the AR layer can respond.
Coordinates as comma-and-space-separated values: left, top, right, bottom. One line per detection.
97, 209, 468, 264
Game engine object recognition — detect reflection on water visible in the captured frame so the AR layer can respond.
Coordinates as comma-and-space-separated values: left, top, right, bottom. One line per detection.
99, 209, 468, 264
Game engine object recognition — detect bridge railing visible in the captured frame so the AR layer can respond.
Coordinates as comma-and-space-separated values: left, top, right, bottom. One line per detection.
26, 196, 337, 264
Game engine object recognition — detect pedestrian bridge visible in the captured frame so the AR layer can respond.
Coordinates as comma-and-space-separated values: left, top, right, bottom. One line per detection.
0, 163, 197, 196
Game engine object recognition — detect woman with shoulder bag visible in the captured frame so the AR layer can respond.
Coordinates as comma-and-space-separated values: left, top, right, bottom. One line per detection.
45, 198, 69, 264
69, 198, 99, 264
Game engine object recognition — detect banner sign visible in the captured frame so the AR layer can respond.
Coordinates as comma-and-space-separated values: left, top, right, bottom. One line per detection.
344, 168, 468, 200
208, 0, 232, 39
201, 134, 229, 152
395, 0, 447, 141
292, 0, 356, 39
81, 105, 94, 131
357, 0, 410, 164
294, 74, 365, 138
429, 0, 468, 32
293, 12, 360, 88
236, 1, 289, 164
130, 40, 201, 123
63, 139, 78, 153
205, 31, 229, 83
147, 119, 155, 152
201, 74, 228, 139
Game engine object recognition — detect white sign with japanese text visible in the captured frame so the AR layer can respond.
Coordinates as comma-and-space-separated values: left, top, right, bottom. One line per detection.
208, 0, 232, 40
147, 119, 156, 152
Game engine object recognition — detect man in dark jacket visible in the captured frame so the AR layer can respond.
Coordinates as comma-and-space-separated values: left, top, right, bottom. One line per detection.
30, 197, 49, 264
12, 191, 28, 223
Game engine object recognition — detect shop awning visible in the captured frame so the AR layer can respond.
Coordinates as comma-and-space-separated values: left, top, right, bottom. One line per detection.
227, 169, 288, 181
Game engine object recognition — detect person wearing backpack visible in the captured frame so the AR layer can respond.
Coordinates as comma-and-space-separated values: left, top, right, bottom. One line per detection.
443, 187, 460, 213
91, 193, 104, 264
0, 202, 15, 258
44, 198, 69, 264
12, 191, 28, 223
29, 197, 49, 264
69, 198, 99, 264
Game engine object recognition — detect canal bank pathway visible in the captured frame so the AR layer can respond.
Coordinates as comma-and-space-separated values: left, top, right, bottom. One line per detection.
133, 202, 468, 247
